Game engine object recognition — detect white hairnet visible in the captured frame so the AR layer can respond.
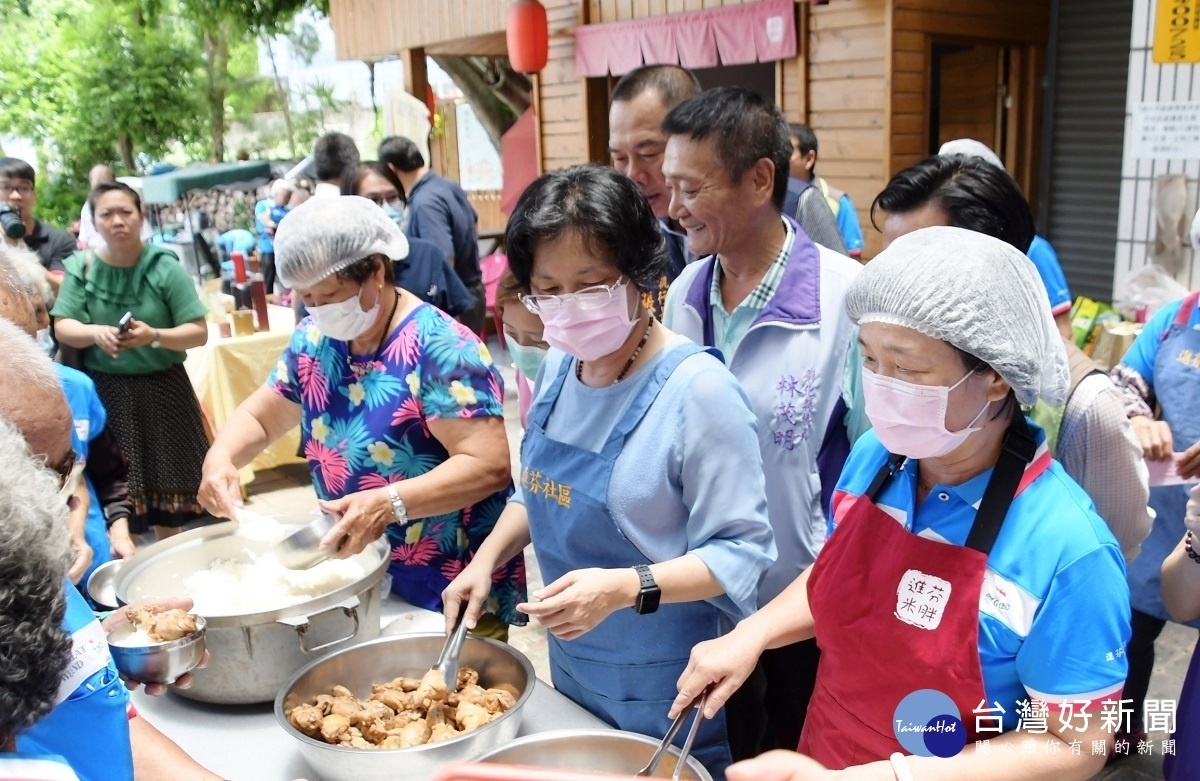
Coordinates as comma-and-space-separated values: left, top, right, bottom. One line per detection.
846, 226, 1069, 406
938, 138, 1004, 169
275, 195, 409, 290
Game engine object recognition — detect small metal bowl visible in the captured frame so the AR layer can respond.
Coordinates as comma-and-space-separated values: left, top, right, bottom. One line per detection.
106, 617, 207, 685
86, 559, 125, 611
476, 730, 712, 780
272, 513, 340, 570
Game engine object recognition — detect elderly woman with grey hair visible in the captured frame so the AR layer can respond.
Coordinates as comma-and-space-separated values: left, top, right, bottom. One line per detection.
0, 414, 76, 776
5, 244, 55, 355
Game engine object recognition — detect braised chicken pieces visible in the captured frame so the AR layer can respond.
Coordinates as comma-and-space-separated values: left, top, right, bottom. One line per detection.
125, 606, 199, 642
285, 668, 518, 749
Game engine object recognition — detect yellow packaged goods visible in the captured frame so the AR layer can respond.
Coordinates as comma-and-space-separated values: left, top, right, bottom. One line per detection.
1069, 297, 1115, 350
1090, 321, 1144, 371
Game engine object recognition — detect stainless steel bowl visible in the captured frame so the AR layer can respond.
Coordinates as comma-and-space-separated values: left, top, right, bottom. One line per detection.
106, 617, 207, 685
275, 634, 535, 781
114, 519, 389, 704
86, 559, 124, 611
476, 729, 712, 780
273, 513, 341, 570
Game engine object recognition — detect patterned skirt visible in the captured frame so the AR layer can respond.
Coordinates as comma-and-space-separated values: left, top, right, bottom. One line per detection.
90, 363, 209, 532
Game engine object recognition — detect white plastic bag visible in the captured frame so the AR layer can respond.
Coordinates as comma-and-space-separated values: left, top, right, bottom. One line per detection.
1116, 263, 1191, 322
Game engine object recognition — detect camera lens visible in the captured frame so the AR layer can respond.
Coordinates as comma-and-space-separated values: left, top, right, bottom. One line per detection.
0, 205, 25, 240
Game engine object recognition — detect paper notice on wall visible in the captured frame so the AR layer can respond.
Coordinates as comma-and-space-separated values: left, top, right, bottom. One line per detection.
1132, 102, 1200, 159
1154, 0, 1200, 63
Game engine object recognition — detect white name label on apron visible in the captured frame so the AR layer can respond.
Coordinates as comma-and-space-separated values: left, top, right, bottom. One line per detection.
55, 618, 111, 705
895, 569, 952, 631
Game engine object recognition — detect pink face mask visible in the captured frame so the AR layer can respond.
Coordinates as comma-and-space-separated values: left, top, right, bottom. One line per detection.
538, 280, 637, 361
861, 366, 992, 459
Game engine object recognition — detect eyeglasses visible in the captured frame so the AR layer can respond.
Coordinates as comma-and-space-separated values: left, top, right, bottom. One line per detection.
47, 449, 80, 503
365, 195, 403, 207
0, 181, 34, 197
520, 277, 627, 315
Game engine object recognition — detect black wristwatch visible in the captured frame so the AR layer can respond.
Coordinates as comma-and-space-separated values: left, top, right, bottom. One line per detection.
633, 564, 661, 615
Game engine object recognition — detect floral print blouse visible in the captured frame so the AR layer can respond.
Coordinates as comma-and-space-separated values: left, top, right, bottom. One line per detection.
268, 303, 526, 625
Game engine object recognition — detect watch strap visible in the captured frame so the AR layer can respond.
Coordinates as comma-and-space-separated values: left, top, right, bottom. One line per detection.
386, 484, 407, 523
635, 564, 655, 590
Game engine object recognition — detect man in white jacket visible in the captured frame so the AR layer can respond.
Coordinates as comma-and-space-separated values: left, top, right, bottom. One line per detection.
662, 87, 863, 757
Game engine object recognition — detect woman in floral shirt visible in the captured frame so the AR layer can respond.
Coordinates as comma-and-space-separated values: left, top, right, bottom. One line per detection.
199, 196, 524, 638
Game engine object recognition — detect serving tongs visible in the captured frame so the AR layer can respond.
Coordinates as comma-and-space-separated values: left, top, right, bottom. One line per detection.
634, 688, 710, 779
432, 604, 470, 688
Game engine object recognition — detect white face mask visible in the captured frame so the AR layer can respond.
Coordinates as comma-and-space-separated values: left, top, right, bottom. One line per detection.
36, 327, 55, 357
309, 286, 379, 341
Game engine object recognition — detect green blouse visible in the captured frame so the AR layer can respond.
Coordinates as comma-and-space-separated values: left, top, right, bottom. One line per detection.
52, 246, 208, 376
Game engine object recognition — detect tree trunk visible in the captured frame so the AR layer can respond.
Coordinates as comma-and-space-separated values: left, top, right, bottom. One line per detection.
262, 34, 297, 159
116, 134, 136, 171
204, 29, 230, 162
430, 55, 529, 153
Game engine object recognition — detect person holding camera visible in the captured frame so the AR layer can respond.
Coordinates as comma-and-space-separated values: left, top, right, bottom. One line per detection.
51, 181, 210, 541
0, 158, 76, 293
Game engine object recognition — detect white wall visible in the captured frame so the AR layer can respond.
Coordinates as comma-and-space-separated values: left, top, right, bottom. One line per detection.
1115, 0, 1200, 297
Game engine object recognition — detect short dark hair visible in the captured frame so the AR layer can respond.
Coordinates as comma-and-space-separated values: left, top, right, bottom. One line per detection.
505, 165, 667, 294
379, 137, 425, 173
0, 158, 36, 185
341, 161, 407, 203
610, 64, 701, 110
336, 254, 395, 287
662, 87, 791, 211
789, 123, 818, 157
871, 155, 1037, 253
313, 132, 360, 183
88, 181, 142, 215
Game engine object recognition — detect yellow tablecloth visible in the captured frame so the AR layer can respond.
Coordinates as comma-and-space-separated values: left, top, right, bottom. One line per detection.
184, 305, 307, 485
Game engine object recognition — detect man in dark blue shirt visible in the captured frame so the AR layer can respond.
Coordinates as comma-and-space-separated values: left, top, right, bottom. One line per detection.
396, 236, 475, 317
379, 137, 485, 333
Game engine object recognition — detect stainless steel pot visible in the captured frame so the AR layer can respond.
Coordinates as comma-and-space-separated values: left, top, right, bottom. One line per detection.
476, 730, 712, 780
113, 519, 389, 704
275, 634, 535, 781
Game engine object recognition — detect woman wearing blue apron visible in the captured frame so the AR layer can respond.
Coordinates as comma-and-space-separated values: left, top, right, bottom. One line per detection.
1112, 290, 1200, 742
443, 166, 776, 780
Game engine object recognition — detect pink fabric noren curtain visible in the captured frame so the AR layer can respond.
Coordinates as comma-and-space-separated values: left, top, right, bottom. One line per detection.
573, 0, 798, 78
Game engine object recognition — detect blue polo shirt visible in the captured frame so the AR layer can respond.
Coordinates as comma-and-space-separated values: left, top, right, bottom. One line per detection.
393, 237, 475, 317
217, 229, 257, 258
55, 365, 112, 579
405, 171, 481, 287
829, 425, 1130, 729
1117, 295, 1200, 384
1027, 235, 1072, 316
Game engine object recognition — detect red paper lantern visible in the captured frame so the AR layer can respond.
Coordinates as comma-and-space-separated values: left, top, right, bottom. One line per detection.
507, 0, 549, 73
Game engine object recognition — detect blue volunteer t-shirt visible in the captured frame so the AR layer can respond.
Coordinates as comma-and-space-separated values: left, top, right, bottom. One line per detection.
1027, 235, 1072, 315
55, 365, 112, 576
1117, 295, 1200, 385
829, 425, 1130, 730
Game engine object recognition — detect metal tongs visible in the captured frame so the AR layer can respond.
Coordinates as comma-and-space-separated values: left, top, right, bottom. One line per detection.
432, 604, 470, 687
634, 688, 710, 779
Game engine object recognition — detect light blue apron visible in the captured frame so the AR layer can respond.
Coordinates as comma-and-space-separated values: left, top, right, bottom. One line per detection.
1128, 292, 1200, 627
522, 344, 733, 779
19, 584, 134, 781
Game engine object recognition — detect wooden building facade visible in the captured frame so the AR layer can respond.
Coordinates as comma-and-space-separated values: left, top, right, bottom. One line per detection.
329, 0, 1051, 258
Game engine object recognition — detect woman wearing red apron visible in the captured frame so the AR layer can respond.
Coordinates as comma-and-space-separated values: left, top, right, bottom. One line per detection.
674, 227, 1132, 780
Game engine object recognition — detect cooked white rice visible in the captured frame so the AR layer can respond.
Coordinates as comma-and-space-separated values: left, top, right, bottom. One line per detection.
110, 627, 159, 647
184, 552, 366, 616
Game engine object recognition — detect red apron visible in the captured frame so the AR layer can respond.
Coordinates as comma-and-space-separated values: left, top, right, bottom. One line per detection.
798, 417, 1046, 769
